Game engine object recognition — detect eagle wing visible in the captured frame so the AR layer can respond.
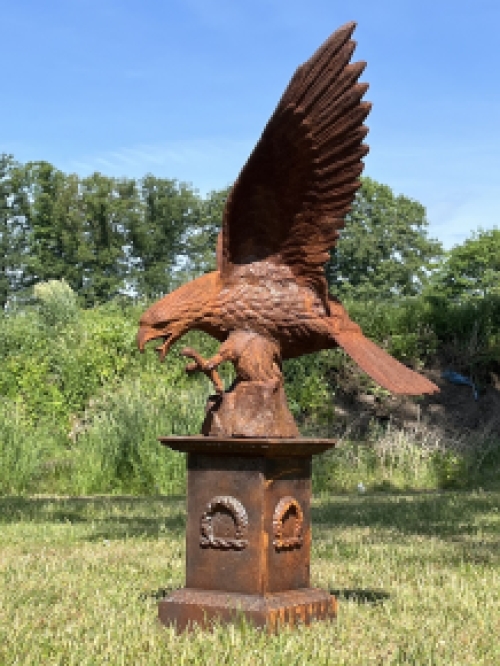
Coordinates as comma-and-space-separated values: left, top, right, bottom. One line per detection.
218, 21, 370, 308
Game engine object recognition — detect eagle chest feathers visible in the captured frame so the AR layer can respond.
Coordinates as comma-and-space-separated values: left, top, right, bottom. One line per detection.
214, 261, 329, 347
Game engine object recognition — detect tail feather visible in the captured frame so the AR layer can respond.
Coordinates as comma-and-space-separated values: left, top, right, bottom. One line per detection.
332, 330, 439, 395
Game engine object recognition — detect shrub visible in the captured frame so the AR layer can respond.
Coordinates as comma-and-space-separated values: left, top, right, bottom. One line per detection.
345, 296, 439, 368
2, 290, 499, 496
33, 279, 79, 328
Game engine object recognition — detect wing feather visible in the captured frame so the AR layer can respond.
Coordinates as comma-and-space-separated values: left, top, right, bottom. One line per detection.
219, 21, 371, 305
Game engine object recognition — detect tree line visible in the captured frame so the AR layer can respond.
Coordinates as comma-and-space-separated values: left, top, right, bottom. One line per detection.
0, 155, 226, 308
1, 153, 498, 309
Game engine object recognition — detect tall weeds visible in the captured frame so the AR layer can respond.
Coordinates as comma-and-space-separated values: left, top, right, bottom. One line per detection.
71, 379, 207, 495
0, 401, 44, 493
313, 418, 500, 494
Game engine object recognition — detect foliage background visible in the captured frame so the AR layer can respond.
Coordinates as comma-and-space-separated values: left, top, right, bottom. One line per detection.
1, 154, 499, 496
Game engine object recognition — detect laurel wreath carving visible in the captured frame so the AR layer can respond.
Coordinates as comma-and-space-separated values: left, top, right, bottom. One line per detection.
272, 496, 304, 550
200, 495, 249, 550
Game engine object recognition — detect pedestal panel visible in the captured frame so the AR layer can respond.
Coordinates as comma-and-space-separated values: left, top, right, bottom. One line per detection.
186, 454, 311, 595
263, 457, 312, 594
186, 454, 265, 595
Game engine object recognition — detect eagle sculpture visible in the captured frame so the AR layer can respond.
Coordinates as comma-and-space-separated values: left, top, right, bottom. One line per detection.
137, 22, 438, 437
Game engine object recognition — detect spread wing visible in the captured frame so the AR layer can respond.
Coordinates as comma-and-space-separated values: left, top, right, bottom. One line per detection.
218, 21, 371, 308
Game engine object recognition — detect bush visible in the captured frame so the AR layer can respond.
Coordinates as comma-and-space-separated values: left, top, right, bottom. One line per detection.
284, 350, 339, 429
1, 290, 499, 496
424, 293, 500, 379
34, 279, 79, 328
345, 296, 439, 368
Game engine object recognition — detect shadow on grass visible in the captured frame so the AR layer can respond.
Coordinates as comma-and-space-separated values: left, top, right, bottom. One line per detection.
139, 587, 177, 601
313, 489, 500, 564
2, 489, 499, 559
313, 490, 500, 538
330, 588, 390, 605
138, 587, 391, 606
0, 495, 186, 541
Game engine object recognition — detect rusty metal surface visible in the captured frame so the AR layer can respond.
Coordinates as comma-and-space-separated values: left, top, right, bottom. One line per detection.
202, 381, 300, 438
159, 435, 336, 457
185, 453, 312, 595
158, 587, 338, 633
159, 436, 335, 632
137, 21, 439, 437
273, 496, 304, 550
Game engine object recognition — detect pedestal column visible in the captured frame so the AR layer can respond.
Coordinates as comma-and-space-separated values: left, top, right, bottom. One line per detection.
158, 436, 337, 632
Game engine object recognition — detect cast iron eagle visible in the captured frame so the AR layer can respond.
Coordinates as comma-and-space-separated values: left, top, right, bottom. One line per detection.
137, 22, 438, 402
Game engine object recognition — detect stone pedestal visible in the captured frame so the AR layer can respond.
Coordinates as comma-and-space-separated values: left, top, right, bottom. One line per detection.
158, 436, 337, 632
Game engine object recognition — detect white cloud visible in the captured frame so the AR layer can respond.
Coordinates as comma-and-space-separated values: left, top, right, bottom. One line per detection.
68, 137, 254, 193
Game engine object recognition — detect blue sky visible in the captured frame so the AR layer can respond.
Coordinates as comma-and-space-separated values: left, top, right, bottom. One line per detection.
3, 0, 499, 248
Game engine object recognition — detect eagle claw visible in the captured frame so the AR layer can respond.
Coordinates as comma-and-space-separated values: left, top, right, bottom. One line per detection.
181, 347, 224, 394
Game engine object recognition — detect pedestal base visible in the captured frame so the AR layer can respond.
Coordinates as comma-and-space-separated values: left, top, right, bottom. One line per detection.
158, 587, 337, 633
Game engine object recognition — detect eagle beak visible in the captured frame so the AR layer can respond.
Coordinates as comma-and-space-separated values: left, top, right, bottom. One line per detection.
137, 325, 152, 352
137, 325, 166, 351
137, 324, 174, 363
155, 336, 172, 362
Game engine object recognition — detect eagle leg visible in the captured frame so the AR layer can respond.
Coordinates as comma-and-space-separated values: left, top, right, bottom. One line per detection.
181, 347, 225, 394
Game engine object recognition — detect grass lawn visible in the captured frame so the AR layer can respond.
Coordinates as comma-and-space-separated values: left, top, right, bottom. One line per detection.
1, 489, 499, 665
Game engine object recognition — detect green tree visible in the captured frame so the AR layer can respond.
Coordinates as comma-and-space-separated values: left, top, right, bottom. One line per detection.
429, 228, 500, 300
17, 161, 90, 293
0, 155, 30, 308
181, 186, 229, 279
78, 172, 130, 305
129, 176, 200, 299
326, 177, 443, 300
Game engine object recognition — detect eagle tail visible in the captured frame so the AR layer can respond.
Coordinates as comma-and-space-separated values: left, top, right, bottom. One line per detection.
331, 327, 439, 396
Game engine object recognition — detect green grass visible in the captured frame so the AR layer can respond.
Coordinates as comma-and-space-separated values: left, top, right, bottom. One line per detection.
1, 489, 499, 665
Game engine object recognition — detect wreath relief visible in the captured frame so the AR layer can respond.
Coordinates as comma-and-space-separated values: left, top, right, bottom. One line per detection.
272, 496, 304, 550
200, 495, 249, 550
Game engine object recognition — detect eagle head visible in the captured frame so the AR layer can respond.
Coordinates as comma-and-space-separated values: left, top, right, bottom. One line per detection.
137, 271, 221, 361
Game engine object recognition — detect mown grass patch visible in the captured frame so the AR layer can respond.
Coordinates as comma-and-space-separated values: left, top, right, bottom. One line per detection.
1, 490, 499, 665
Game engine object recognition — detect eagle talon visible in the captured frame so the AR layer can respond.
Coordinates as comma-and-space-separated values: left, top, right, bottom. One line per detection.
181, 347, 224, 394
